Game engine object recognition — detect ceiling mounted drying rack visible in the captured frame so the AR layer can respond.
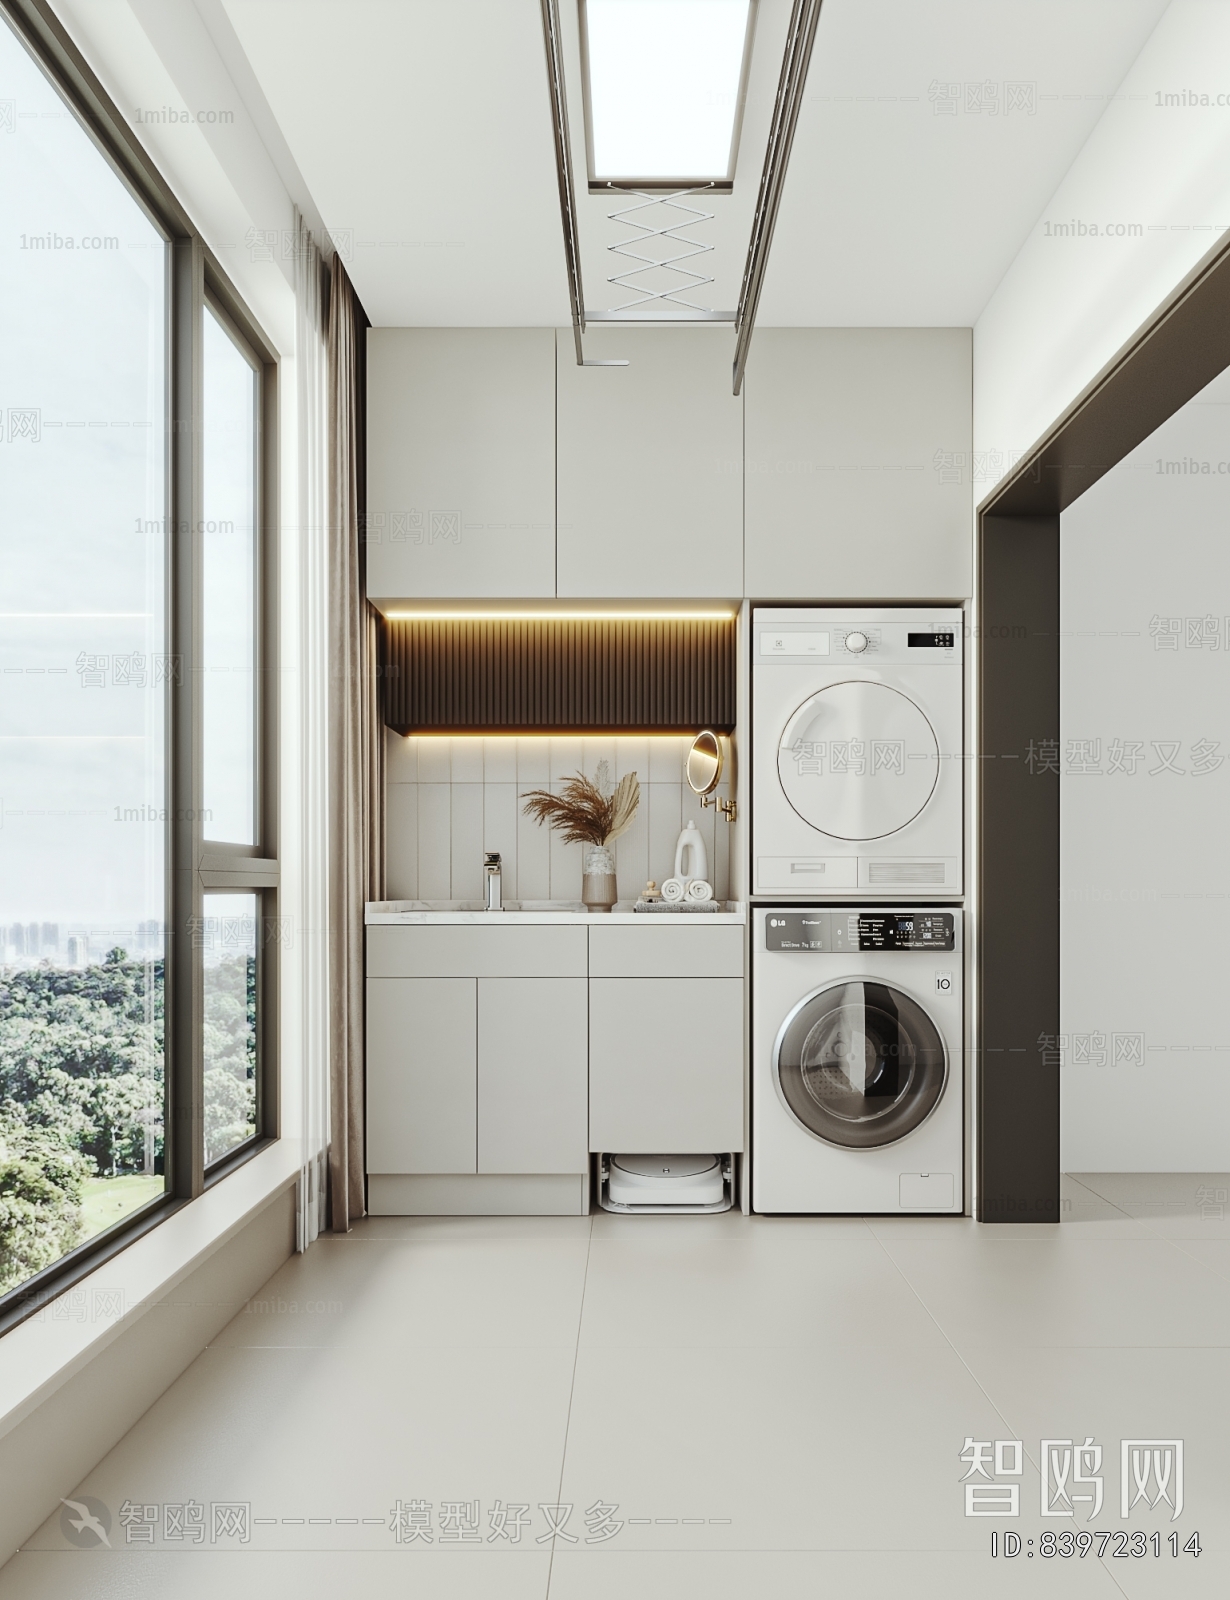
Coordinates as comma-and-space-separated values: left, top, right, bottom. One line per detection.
538, 0, 824, 388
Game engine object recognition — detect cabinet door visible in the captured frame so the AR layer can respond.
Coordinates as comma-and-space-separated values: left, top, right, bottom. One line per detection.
589, 978, 744, 1153
478, 978, 588, 1174
744, 327, 972, 600
556, 327, 743, 597
366, 328, 556, 600
366, 978, 476, 1174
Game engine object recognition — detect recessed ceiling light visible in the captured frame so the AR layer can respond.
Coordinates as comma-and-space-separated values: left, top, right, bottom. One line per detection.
581, 0, 756, 190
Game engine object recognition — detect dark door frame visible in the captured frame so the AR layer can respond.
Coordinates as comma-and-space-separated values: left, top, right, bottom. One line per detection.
977, 228, 1230, 1221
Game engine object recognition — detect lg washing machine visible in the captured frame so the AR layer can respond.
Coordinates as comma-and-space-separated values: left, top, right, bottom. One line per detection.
752, 607, 962, 898
752, 906, 963, 1214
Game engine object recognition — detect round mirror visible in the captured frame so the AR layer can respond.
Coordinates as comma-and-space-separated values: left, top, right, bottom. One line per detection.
686, 730, 724, 796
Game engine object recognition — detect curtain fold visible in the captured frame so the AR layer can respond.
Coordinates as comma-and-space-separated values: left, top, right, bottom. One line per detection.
326, 253, 382, 1232
293, 208, 330, 1252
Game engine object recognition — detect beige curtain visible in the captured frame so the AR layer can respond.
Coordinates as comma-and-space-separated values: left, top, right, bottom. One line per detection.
327, 255, 384, 1232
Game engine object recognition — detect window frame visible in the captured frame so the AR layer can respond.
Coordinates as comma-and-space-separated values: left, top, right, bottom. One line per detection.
0, 0, 280, 1333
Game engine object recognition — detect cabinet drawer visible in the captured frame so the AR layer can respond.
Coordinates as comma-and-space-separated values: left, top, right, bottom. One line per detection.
367, 924, 587, 978
588, 923, 744, 979
589, 977, 744, 1152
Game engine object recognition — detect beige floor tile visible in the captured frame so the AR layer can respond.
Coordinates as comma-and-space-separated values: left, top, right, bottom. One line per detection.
581, 1211, 948, 1348
555, 1341, 1020, 1552
1072, 1173, 1230, 1240
212, 1218, 591, 1351
545, 1547, 1117, 1598
0, 1549, 551, 1600
876, 1231, 1230, 1350
22, 1343, 576, 1553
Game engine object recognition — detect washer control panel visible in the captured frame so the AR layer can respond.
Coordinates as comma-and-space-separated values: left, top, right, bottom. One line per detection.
764, 910, 957, 953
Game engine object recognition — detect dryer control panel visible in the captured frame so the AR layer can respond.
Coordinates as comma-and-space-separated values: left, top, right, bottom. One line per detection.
765, 910, 956, 952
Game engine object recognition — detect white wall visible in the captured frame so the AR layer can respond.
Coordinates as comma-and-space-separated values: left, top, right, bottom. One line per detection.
975, 0, 1230, 484
386, 734, 734, 907
1060, 367, 1230, 1170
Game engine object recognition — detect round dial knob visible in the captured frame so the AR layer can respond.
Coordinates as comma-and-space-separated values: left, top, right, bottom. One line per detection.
844, 630, 869, 654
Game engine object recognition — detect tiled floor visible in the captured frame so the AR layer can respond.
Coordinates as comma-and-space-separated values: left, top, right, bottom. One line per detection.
4, 1173, 1229, 1597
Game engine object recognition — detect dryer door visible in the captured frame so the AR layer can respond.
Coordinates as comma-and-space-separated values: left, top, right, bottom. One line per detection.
775, 980, 948, 1148
777, 681, 939, 840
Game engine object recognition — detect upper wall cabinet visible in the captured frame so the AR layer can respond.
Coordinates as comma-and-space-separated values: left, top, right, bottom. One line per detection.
366, 329, 556, 600
556, 328, 743, 598
743, 329, 973, 600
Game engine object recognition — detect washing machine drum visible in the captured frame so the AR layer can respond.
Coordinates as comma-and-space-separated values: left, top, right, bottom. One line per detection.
778, 681, 939, 841
775, 980, 948, 1148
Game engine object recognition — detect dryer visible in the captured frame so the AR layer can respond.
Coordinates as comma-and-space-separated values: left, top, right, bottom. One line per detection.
752, 607, 962, 898
752, 906, 963, 1214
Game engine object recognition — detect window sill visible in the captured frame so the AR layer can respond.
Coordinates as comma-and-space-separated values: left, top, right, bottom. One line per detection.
0, 1139, 299, 1443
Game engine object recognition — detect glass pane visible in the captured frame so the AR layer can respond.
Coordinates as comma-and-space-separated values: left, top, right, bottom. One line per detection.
202, 309, 257, 844
0, 17, 168, 1295
777, 982, 947, 1149
202, 893, 258, 1166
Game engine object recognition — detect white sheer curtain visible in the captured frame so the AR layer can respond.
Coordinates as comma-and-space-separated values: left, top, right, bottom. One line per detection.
293, 207, 330, 1251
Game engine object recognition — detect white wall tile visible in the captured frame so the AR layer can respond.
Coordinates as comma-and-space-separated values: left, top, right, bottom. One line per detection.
649, 736, 687, 783
450, 737, 485, 783
712, 806, 732, 902
549, 737, 584, 783
647, 782, 683, 885
614, 737, 649, 785
450, 783, 486, 899
386, 784, 420, 900
386, 729, 418, 784
549, 819, 585, 904
417, 784, 452, 899
582, 737, 617, 788
516, 789, 552, 901
483, 737, 518, 783
417, 737, 452, 784
517, 737, 550, 785
612, 781, 649, 901
483, 782, 519, 899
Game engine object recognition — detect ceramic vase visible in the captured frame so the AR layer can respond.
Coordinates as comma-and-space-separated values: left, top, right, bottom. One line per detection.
581, 843, 617, 913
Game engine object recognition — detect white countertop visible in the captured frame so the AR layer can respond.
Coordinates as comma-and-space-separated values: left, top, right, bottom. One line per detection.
365, 900, 746, 926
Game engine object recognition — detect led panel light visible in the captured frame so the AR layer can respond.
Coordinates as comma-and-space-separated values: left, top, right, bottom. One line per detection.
581, 0, 755, 188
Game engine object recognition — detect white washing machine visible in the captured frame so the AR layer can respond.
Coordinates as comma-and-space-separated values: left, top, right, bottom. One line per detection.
752, 906, 963, 1214
752, 607, 962, 898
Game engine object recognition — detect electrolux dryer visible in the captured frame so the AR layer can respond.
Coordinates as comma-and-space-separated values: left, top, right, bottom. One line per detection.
752, 607, 962, 898
752, 906, 963, 1214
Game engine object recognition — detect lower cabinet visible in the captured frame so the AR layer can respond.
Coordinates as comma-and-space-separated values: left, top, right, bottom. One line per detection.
366, 974, 588, 1178
588, 977, 745, 1153
367, 977, 476, 1174
478, 978, 588, 1174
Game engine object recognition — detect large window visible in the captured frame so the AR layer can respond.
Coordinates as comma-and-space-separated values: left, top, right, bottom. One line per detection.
0, 4, 276, 1319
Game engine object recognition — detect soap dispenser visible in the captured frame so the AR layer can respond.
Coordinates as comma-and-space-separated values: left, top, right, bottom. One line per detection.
673, 820, 708, 886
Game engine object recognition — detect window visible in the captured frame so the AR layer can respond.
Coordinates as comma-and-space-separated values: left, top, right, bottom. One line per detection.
580, 0, 756, 190
0, 3, 277, 1322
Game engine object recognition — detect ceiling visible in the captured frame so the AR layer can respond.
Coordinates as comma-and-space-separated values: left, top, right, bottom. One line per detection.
221, 0, 1172, 328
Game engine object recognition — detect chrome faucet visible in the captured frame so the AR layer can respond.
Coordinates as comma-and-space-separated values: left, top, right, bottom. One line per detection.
484, 852, 503, 911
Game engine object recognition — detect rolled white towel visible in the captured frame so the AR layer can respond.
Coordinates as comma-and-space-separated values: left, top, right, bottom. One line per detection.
686, 878, 713, 902
660, 877, 686, 902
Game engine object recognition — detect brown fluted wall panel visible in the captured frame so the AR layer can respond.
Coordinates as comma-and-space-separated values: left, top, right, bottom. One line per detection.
381, 617, 736, 734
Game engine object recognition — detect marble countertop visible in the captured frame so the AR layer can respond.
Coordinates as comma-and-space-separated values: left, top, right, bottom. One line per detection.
365, 900, 746, 926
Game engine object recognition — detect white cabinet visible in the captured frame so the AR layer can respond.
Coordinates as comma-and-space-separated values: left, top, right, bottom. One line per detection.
478, 978, 588, 1173
589, 977, 744, 1153
556, 327, 743, 598
366, 328, 556, 600
743, 328, 973, 600
366, 977, 476, 1174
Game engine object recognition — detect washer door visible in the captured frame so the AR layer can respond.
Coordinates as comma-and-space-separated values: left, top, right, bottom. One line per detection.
777, 681, 939, 840
775, 980, 947, 1148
